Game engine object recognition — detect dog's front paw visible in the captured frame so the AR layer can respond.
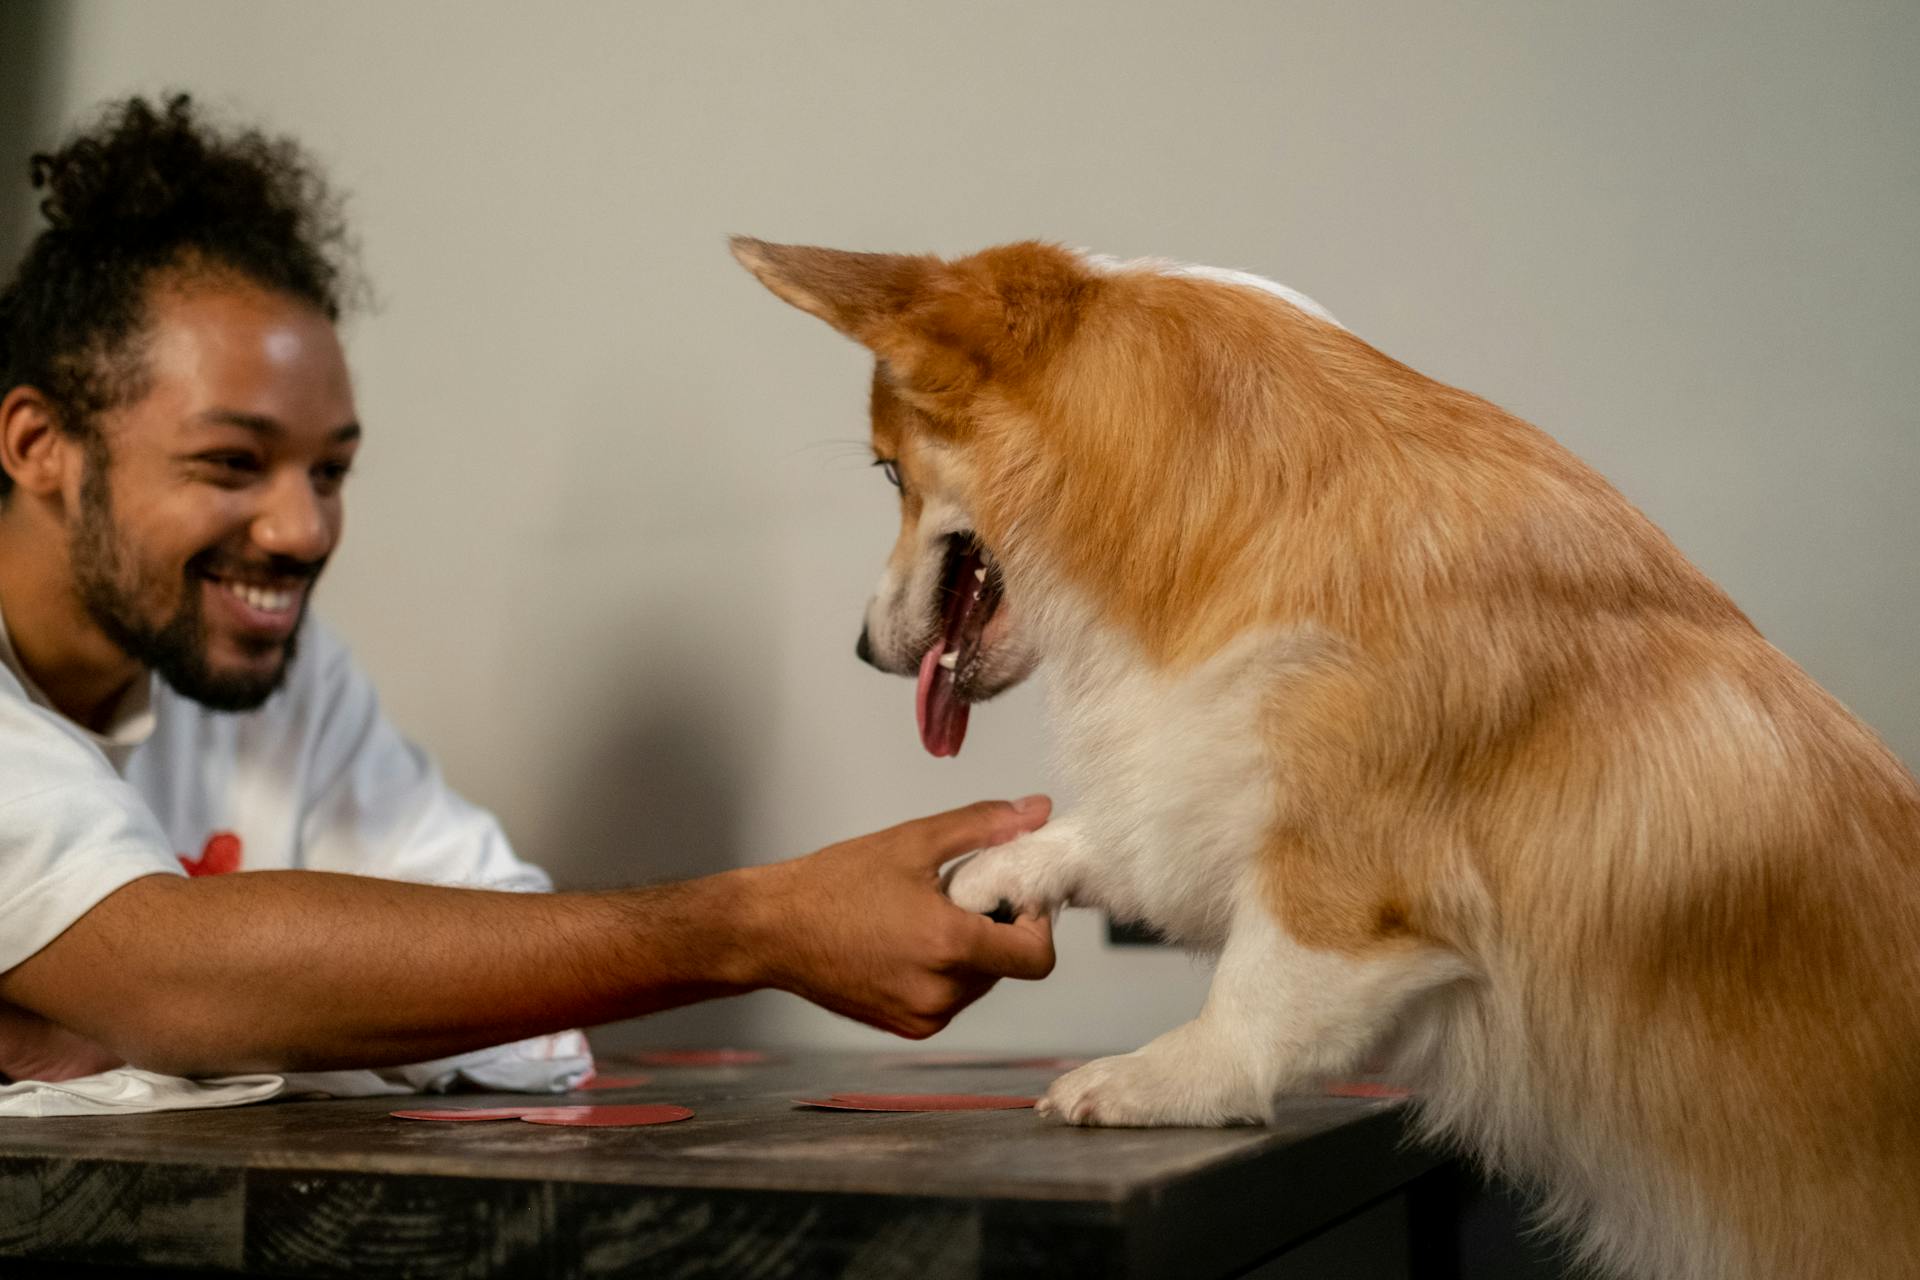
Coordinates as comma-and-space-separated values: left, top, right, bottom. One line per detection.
943, 842, 1067, 917
1037, 1043, 1268, 1128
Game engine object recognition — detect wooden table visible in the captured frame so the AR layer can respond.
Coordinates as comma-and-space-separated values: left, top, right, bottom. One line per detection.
0, 1050, 1462, 1279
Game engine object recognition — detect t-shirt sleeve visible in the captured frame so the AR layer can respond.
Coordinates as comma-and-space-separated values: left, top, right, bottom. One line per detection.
0, 701, 185, 976
294, 623, 551, 892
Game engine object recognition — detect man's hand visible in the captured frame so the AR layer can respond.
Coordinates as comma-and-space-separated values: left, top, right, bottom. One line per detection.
0, 1000, 122, 1083
740, 796, 1059, 1038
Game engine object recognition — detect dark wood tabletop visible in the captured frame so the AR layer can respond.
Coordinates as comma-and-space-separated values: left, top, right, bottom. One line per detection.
0, 1050, 1446, 1279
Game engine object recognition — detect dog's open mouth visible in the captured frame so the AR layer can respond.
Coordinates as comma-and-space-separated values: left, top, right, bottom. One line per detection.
915, 533, 1005, 757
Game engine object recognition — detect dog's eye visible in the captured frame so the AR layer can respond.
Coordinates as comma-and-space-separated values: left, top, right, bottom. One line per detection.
874, 459, 903, 491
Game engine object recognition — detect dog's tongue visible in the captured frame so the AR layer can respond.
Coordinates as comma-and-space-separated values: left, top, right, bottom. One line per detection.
915, 537, 1002, 758
916, 644, 970, 757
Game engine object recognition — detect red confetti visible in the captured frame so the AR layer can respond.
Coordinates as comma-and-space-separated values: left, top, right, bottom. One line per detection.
391, 1107, 535, 1122
621, 1049, 771, 1067
517, 1104, 693, 1128
796, 1093, 1037, 1112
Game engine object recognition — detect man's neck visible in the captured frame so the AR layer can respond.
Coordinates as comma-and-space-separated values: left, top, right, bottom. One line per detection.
0, 510, 144, 733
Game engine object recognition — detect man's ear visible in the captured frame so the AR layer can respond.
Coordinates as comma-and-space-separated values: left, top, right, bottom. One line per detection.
730, 237, 1086, 401
0, 386, 77, 500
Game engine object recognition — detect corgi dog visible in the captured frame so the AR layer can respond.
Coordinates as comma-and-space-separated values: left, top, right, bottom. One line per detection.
732, 237, 1920, 1280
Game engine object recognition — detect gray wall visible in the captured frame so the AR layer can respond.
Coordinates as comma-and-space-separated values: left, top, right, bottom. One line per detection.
6, 1, 1915, 1053
0, 4, 64, 268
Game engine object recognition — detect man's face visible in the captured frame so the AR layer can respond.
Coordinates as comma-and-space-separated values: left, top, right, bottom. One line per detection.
72, 277, 359, 709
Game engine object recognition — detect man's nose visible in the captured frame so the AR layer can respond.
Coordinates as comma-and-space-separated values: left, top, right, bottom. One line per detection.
856, 625, 877, 668
251, 472, 335, 564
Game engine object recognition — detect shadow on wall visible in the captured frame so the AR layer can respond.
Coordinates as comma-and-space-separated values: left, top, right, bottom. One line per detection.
538, 673, 765, 1054
0, 2, 68, 267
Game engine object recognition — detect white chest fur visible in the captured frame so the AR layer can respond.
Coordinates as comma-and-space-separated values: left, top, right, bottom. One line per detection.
1040, 621, 1322, 949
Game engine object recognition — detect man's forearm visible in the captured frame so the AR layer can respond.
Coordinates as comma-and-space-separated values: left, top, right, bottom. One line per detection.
0, 798, 1058, 1077
0, 869, 773, 1075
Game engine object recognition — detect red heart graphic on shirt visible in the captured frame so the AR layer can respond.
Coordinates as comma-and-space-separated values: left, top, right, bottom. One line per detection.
180, 831, 243, 877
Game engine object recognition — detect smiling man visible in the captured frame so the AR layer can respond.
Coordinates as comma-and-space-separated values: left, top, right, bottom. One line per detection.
0, 95, 1054, 1088
25, 285, 352, 721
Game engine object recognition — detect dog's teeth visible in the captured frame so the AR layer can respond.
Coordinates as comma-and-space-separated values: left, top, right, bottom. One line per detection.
974, 567, 987, 582
938, 651, 959, 671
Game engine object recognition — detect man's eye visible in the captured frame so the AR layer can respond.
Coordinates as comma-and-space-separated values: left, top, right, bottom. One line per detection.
199, 453, 263, 477
874, 459, 902, 490
313, 461, 354, 489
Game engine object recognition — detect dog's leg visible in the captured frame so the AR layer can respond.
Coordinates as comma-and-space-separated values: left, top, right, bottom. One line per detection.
1039, 892, 1467, 1126
943, 816, 1092, 916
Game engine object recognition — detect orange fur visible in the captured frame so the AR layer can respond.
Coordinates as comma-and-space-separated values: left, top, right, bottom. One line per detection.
735, 237, 1920, 1278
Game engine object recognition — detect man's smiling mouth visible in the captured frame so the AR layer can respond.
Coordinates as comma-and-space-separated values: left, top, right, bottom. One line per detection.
196, 556, 321, 633
209, 577, 301, 614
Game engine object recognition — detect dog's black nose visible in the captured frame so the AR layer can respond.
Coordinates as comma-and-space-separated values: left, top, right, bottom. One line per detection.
855, 626, 875, 667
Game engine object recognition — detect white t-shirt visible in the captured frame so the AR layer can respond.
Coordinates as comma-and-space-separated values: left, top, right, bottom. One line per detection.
0, 606, 588, 1090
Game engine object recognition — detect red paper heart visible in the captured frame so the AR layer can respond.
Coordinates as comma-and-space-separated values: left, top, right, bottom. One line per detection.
180, 831, 243, 877
517, 1104, 693, 1128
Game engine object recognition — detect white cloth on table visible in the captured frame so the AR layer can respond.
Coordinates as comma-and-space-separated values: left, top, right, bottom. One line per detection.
0, 1029, 595, 1118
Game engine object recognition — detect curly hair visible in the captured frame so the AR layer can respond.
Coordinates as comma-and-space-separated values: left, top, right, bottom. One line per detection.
0, 93, 355, 495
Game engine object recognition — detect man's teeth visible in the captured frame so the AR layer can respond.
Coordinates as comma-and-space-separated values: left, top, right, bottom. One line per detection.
937, 650, 959, 671
219, 580, 298, 614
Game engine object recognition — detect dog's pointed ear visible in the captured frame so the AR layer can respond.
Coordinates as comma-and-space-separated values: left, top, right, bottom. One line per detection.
731, 237, 1087, 402
730, 237, 936, 345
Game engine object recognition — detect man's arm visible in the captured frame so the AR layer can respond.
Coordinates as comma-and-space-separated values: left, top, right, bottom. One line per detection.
0, 798, 1057, 1076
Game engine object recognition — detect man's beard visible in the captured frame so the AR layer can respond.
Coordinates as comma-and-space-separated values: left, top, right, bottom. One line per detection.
71, 452, 317, 712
